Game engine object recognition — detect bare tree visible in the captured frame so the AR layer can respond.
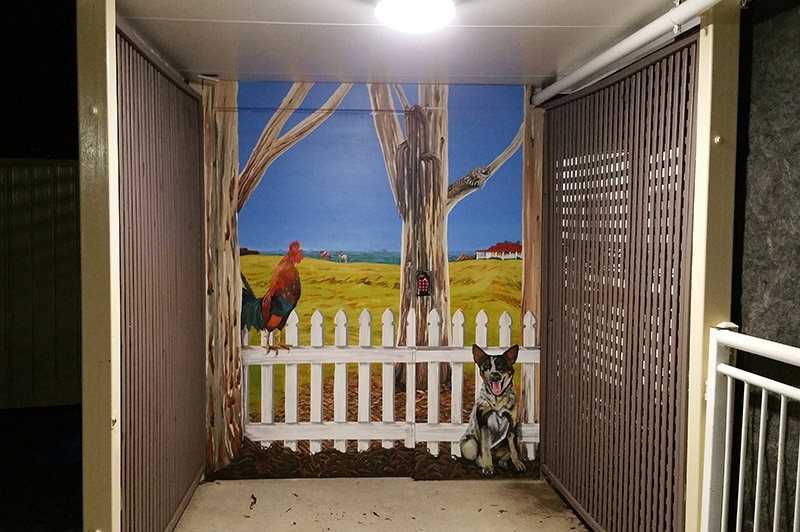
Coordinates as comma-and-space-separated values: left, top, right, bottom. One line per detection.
204, 80, 242, 471
238, 82, 353, 210
204, 81, 351, 470
368, 83, 523, 350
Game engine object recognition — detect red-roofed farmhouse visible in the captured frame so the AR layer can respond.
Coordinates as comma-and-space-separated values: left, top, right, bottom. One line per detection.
475, 242, 522, 260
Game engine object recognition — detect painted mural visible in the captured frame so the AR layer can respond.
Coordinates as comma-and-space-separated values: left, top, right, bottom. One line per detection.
209, 82, 536, 480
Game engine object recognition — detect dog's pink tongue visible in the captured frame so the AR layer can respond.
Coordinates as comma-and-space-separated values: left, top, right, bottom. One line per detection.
491, 381, 503, 395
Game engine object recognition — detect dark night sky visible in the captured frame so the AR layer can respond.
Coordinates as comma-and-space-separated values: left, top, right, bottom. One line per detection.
2, 1, 78, 159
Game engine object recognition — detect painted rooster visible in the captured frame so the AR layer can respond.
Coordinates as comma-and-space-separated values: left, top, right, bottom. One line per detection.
241, 240, 303, 354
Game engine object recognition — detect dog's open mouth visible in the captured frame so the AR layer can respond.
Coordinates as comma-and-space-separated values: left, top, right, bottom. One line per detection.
490, 380, 504, 395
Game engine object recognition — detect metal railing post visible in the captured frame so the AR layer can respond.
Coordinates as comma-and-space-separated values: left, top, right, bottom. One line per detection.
701, 322, 739, 531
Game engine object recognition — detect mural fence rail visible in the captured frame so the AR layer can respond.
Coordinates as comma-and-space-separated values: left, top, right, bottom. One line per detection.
242, 308, 540, 459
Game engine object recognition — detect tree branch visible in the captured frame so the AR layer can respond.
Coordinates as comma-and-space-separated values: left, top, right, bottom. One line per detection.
238, 83, 312, 203
393, 83, 410, 111
445, 122, 524, 213
237, 82, 353, 211
368, 83, 405, 208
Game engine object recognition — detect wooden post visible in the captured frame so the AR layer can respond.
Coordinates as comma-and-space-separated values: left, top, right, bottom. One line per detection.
522, 98, 543, 339
78, 0, 121, 529
203, 81, 242, 470
522, 88, 544, 427
686, 1, 741, 528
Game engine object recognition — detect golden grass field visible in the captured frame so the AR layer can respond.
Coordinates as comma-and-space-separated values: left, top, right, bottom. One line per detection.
241, 253, 524, 418
240, 253, 523, 347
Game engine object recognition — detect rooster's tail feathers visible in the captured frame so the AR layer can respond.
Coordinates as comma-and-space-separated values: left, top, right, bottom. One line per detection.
241, 273, 256, 302
240, 274, 265, 331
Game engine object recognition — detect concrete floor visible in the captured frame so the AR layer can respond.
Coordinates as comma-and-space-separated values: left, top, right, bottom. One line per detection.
175, 477, 587, 532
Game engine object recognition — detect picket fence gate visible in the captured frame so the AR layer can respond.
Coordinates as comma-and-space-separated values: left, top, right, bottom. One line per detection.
242, 308, 540, 459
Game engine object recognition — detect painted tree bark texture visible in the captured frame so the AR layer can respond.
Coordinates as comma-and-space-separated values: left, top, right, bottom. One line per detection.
369, 84, 453, 348
521, 93, 543, 423
204, 81, 353, 469
238, 82, 353, 211
368, 83, 524, 351
205, 81, 527, 464
203, 80, 242, 470
446, 122, 523, 212
521, 99, 542, 331
399, 88, 452, 349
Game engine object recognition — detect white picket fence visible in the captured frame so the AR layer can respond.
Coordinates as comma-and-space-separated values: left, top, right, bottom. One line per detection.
242, 308, 540, 459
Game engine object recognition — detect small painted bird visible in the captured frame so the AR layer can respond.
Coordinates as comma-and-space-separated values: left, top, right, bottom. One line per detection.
241, 240, 303, 354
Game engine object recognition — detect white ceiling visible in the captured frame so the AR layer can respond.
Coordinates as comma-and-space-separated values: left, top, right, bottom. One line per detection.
117, 0, 676, 87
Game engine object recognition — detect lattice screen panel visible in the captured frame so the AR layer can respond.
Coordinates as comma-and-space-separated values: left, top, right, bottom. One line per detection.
541, 34, 698, 532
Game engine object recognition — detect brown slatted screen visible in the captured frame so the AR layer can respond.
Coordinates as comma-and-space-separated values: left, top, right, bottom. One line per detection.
541, 34, 697, 532
117, 30, 205, 531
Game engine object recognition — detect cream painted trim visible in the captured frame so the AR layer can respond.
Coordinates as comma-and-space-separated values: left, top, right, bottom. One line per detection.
685, 1, 740, 530
77, 0, 121, 530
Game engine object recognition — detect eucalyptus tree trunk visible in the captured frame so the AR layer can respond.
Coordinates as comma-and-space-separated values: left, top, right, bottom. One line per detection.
204, 82, 351, 469
203, 80, 242, 470
369, 84, 451, 348
368, 84, 451, 388
396, 87, 452, 349
368, 83, 524, 389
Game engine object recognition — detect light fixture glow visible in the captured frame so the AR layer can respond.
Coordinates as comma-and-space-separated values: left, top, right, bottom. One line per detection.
375, 0, 455, 33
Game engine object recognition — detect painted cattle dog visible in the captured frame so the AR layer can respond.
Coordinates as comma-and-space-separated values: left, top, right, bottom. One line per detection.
460, 344, 526, 475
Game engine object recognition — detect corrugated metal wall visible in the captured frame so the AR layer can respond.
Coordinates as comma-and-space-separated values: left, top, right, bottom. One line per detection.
541, 34, 698, 532
0, 159, 81, 408
116, 29, 206, 531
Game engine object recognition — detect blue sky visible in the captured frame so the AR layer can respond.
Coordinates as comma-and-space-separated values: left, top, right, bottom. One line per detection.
237, 83, 523, 254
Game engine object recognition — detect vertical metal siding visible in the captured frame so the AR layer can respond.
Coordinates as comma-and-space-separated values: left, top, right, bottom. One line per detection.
116, 30, 205, 532
0, 159, 81, 408
541, 35, 697, 532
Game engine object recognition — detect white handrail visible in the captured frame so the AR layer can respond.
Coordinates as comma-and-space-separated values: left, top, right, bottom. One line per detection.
714, 328, 800, 367
716, 364, 800, 402
701, 324, 800, 532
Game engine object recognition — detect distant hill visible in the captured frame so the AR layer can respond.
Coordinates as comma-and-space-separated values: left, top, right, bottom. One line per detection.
258, 249, 476, 265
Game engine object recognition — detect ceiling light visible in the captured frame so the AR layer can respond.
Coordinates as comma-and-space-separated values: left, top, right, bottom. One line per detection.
375, 0, 455, 33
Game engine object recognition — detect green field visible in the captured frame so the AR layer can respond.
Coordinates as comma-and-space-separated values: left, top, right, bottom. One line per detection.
240, 254, 523, 347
